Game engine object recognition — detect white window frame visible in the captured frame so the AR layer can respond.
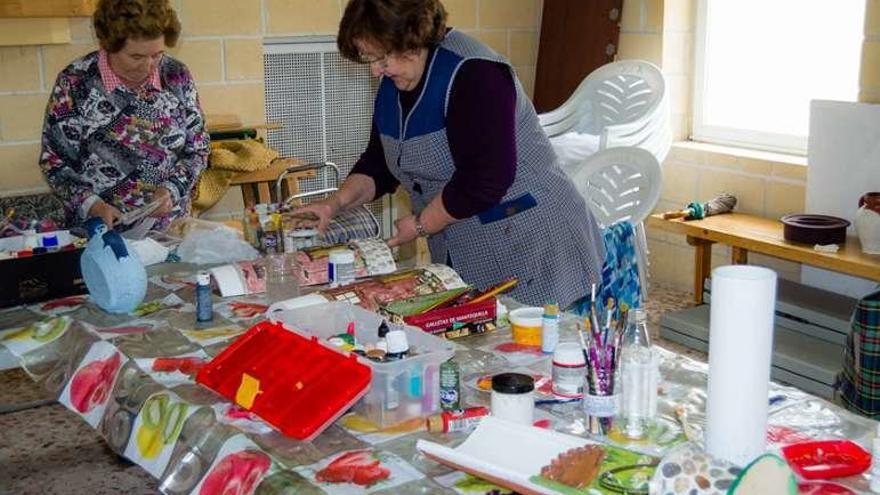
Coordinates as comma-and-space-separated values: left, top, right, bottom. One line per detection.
691, 0, 861, 156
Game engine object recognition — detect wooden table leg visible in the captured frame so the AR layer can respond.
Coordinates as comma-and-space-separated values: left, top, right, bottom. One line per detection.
687, 236, 714, 304
731, 246, 749, 265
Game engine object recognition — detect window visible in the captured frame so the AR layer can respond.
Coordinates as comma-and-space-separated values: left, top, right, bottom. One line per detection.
693, 0, 866, 155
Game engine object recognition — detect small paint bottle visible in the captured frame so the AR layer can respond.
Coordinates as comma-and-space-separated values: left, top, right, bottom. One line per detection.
376, 320, 390, 352
551, 342, 586, 398
385, 329, 409, 361
195, 271, 213, 322
541, 302, 560, 354
426, 406, 490, 433
439, 358, 461, 411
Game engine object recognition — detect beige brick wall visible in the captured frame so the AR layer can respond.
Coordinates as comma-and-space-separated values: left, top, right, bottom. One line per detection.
618, 0, 664, 65
862, 0, 880, 102
0, 0, 541, 200
619, 0, 879, 292
648, 143, 807, 292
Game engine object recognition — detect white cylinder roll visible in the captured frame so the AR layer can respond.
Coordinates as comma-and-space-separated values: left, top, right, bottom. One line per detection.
705, 265, 777, 466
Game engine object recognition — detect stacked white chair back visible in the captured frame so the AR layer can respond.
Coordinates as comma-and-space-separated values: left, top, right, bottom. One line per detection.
539, 60, 671, 163
540, 60, 670, 297
568, 147, 661, 294
569, 147, 661, 230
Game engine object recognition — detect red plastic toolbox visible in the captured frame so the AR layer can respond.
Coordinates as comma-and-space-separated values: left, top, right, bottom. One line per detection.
196, 320, 372, 441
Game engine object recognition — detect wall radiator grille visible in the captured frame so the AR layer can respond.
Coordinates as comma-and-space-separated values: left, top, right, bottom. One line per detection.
263, 38, 392, 235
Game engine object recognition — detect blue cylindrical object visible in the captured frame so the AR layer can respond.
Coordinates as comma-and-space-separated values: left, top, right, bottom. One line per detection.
196, 271, 213, 322
80, 217, 147, 314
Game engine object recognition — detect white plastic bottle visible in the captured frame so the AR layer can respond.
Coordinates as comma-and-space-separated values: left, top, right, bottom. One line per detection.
328, 249, 356, 287
541, 302, 559, 354
871, 423, 880, 493
618, 308, 657, 439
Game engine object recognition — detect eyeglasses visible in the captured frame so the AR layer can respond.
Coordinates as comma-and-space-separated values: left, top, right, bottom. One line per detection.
357, 51, 390, 69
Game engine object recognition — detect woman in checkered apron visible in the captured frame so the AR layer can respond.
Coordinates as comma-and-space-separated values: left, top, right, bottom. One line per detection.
294, 0, 605, 308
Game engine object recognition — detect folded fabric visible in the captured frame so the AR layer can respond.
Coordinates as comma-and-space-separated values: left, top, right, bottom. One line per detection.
319, 206, 381, 245
838, 288, 880, 417
194, 139, 280, 214
599, 221, 642, 310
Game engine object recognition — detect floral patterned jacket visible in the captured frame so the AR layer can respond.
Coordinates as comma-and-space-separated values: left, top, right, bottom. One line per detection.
39, 51, 209, 229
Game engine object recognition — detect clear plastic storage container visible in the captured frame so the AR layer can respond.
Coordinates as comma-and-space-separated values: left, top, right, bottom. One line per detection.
271, 302, 455, 427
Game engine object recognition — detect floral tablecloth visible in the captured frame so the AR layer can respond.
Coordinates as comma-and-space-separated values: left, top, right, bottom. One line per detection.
0, 265, 876, 495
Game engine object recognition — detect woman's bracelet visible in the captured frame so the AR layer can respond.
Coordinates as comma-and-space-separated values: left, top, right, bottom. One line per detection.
414, 214, 428, 238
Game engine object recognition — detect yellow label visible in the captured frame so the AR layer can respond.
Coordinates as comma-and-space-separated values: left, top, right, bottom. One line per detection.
235, 373, 261, 409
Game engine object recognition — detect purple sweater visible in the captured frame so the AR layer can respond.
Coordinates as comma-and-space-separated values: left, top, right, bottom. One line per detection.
350, 56, 517, 219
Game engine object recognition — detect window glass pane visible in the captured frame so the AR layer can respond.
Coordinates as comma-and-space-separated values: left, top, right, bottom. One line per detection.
701, 0, 864, 140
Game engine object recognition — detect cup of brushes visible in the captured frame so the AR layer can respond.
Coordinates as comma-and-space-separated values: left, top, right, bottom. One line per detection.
580, 285, 629, 436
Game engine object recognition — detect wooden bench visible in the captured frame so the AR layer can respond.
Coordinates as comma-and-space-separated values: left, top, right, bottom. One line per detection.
647, 212, 880, 303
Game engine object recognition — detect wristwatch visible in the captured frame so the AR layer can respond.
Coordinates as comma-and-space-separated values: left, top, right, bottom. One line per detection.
414, 214, 428, 238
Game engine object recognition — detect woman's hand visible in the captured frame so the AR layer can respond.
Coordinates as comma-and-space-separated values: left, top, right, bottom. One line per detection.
387, 215, 420, 248
150, 187, 174, 217
290, 196, 342, 234
88, 201, 123, 229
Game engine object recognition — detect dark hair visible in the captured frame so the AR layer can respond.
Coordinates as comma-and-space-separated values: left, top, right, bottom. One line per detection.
93, 0, 181, 53
338, 0, 448, 62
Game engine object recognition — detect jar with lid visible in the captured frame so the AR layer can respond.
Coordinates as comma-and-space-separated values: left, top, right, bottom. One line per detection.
282, 216, 319, 253
328, 249, 356, 287
491, 372, 534, 425
552, 342, 586, 398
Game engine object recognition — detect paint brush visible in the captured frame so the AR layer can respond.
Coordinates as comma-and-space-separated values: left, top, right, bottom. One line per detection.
430, 287, 477, 310
577, 321, 590, 364
469, 277, 518, 304
588, 284, 603, 348
535, 398, 581, 406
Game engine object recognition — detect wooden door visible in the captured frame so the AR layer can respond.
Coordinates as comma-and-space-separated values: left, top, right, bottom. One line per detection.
533, 0, 624, 113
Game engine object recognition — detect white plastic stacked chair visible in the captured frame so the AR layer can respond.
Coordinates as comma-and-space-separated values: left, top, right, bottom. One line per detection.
567, 147, 661, 296
539, 60, 670, 297
540, 59, 671, 163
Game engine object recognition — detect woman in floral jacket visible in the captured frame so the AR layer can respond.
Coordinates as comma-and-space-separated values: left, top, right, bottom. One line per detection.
40, 0, 209, 231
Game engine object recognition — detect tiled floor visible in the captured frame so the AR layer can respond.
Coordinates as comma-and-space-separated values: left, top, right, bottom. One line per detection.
0, 284, 699, 495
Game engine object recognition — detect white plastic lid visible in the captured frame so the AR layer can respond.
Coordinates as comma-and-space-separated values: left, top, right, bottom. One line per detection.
386, 329, 409, 354
553, 342, 586, 366
292, 228, 318, 237
328, 249, 355, 263
509, 307, 544, 327
197, 271, 211, 285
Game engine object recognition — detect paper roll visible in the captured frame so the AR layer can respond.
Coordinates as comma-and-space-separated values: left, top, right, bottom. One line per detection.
705, 265, 777, 466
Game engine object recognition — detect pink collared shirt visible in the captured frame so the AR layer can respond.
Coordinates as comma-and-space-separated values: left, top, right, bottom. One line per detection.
98, 49, 162, 92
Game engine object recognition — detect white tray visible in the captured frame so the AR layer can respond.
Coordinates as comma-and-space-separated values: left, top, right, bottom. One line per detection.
417, 417, 595, 495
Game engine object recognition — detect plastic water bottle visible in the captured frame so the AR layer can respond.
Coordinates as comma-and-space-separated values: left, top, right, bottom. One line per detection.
617, 308, 657, 439
541, 302, 559, 354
